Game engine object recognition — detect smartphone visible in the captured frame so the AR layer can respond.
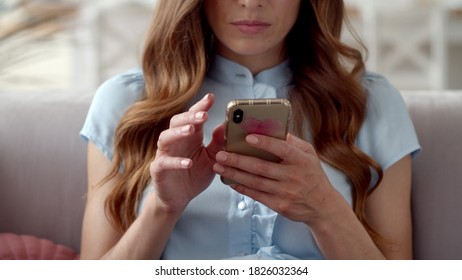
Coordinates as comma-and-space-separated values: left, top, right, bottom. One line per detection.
222, 98, 291, 185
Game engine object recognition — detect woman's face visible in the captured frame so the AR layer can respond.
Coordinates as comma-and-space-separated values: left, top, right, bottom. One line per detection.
203, 0, 301, 73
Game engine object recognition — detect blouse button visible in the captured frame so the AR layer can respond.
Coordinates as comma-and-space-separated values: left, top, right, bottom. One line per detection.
237, 201, 246, 210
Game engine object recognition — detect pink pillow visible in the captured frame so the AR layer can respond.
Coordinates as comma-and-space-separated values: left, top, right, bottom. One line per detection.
0, 233, 79, 260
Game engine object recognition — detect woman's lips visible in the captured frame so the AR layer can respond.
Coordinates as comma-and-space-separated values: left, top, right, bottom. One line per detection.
231, 20, 271, 35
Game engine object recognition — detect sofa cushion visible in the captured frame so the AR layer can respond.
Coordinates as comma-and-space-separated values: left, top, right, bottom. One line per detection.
0, 233, 78, 260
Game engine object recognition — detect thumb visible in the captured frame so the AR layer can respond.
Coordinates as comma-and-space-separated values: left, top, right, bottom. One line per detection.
206, 122, 226, 157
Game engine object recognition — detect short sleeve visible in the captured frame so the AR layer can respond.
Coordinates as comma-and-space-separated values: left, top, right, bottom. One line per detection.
357, 72, 421, 172
80, 69, 145, 161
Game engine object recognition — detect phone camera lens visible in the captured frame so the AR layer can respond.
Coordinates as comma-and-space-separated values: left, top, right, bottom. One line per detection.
233, 109, 243, 124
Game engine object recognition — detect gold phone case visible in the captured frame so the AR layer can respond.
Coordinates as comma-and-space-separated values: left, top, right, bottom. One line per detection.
222, 98, 291, 185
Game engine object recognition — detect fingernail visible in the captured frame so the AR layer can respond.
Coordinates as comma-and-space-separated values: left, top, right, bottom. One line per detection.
213, 163, 225, 174
181, 125, 192, 133
216, 152, 228, 162
180, 159, 191, 168
246, 135, 259, 145
195, 111, 205, 120
202, 93, 210, 101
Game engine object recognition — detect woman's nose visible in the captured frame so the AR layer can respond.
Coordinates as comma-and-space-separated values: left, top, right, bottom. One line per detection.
238, 0, 265, 9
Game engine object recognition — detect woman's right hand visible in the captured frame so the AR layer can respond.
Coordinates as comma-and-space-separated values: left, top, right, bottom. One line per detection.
81, 93, 225, 259
148, 93, 225, 215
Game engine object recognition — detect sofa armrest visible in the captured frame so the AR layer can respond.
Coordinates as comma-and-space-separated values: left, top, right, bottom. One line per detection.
402, 90, 462, 260
0, 91, 91, 253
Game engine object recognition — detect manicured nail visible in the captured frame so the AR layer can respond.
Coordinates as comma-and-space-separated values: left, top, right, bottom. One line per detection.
181, 125, 192, 133
180, 159, 191, 168
214, 163, 225, 173
195, 111, 205, 120
246, 135, 259, 145
216, 152, 228, 162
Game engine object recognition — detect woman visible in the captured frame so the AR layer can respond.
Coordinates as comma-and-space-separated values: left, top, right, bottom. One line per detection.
80, 0, 420, 259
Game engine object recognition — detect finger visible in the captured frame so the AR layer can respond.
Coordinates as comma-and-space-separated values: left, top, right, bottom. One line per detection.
213, 160, 280, 194
169, 93, 214, 129
215, 151, 284, 181
228, 182, 294, 219
188, 93, 215, 112
245, 134, 315, 162
230, 184, 276, 209
206, 123, 226, 157
286, 133, 317, 155
157, 124, 195, 153
231, 184, 303, 222
169, 110, 208, 128
150, 157, 192, 174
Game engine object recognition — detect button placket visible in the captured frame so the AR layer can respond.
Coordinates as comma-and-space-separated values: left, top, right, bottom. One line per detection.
227, 191, 253, 256
237, 200, 246, 211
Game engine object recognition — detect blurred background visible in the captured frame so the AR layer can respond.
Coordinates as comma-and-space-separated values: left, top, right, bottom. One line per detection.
0, 0, 461, 93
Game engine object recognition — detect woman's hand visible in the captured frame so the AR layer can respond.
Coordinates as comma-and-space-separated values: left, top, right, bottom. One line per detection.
213, 133, 332, 224
149, 93, 225, 214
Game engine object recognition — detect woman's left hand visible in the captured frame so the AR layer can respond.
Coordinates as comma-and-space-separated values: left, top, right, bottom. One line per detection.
213, 133, 333, 224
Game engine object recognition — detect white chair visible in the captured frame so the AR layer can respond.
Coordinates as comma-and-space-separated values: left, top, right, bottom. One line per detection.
73, 0, 157, 91
344, 0, 448, 90
373, 2, 447, 90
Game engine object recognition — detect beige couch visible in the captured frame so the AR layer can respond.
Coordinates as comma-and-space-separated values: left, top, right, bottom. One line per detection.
0, 89, 461, 259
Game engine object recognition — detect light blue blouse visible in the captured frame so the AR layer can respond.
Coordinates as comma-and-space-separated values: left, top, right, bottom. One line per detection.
80, 55, 421, 260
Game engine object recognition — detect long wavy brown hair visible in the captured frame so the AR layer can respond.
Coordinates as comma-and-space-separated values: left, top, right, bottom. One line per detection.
103, 0, 383, 242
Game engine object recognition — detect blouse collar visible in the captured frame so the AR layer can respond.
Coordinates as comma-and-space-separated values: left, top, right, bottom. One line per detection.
207, 54, 293, 88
